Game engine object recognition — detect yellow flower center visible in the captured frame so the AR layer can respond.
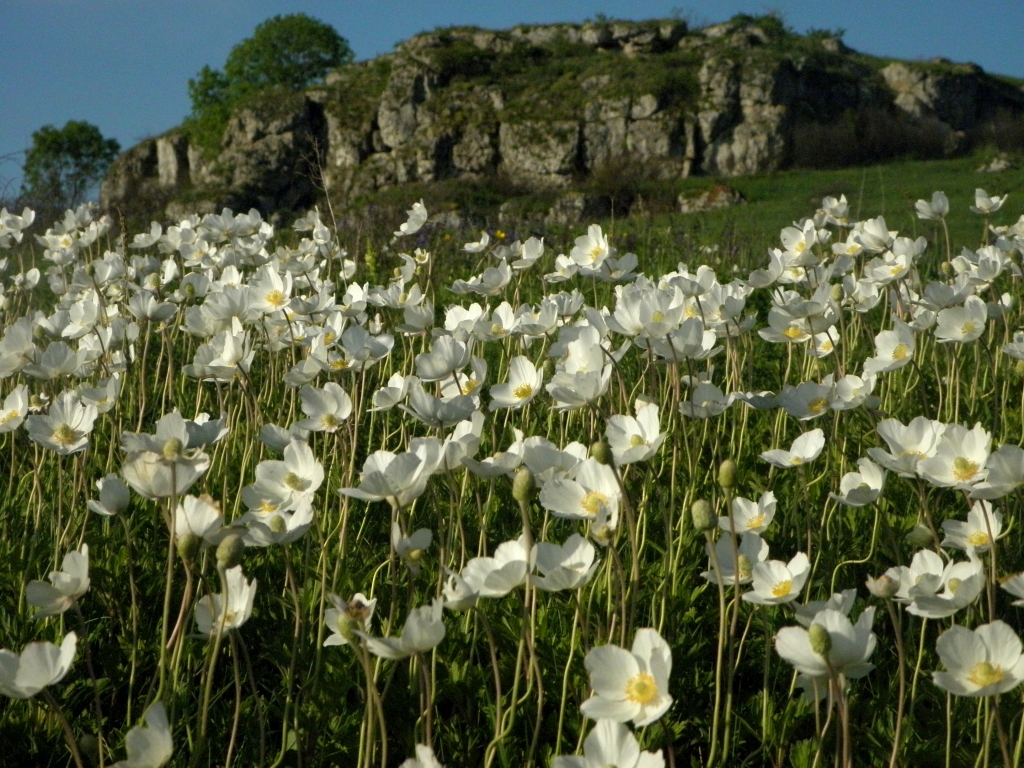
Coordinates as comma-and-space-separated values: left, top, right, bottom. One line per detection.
589, 245, 603, 262
462, 378, 479, 395
629, 434, 646, 447
952, 457, 980, 482
284, 472, 304, 491
331, 359, 349, 371
790, 457, 804, 466
264, 290, 286, 308
684, 304, 698, 319
746, 513, 766, 530
652, 311, 665, 323
490, 323, 506, 336
580, 491, 609, 517
900, 449, 927, 459
513, 383, 534, 399
784, 326, 804, 340
808, 397, 830, 415
948, 578, 962, 594
961, 321, 976, 336
0, 409, 19, 424
892, 343, 909, 361
321, 413, 340, 429
52, 423, 77, 446
795, 241, 807, 254
968, 661, 1005, 688
625, 671, 658, 705
323, 331, 335, 344
771, 580, 793, 598
967, 531, 991, 547
890, 265, 902, 276
259, 500, 279, 513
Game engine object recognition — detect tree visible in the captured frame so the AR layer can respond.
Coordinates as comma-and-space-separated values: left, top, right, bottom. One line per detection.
188, 14, 353, 116
20, 121, 120, 210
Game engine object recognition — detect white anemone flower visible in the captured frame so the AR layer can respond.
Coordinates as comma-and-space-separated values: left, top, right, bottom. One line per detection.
360, 598, 446, 660
579, 628, 673, 727
605, 400, 665, 465
87, 474, 131, 516
111, 701, 173, 768
552, 718, 664, 768
862, 319, 915, 377
971, 445, 1024, 500
917, 423, 991, 490
744, 552, 811, 605
678, 383, 734, 419
391, 522, 432, 576
414, 336, 470, 382
970, 188, 1006, 215
489, 356, 544, 411
294, 383, 352, 432
540, 457, 620, 522
0, 632, 77, 699
394, 200, 427, 237
934, 296, 987, 344
760, 429, 825, 468
194, 566, 256, 636
775, 608, 876, 681
894, 551, 984, 620
25, 390, 97, 455
252, 439, 324, 510
829, 458, 886, 507
532, 534, 598, 592
916, 191, 949, 220
570, 224, 612, 272
868, 416, 946, 477
941, 500, 1002, 553
175, 494, 225, 547
1001, 575, 1024, 607
794, 589, 857, 628
701, 533, 769, 586
340, 444, 441, 509
460, 535, 532, 599
0, 384, 28, 433
26, 545, 90, 618
399, 744, 445, 768
323, 593, 376, 647
933, 621, 1024, 697
719, 491, 776, 535
463, 230, 491, 253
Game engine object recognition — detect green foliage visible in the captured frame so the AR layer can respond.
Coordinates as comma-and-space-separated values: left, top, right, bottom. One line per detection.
185, 13, 352, 153
20, 120, 119, 211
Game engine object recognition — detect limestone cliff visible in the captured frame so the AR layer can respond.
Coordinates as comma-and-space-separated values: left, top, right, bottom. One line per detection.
101, 16, 1024, 219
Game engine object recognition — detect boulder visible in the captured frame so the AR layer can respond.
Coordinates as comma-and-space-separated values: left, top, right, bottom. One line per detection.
499, 121, 581, 186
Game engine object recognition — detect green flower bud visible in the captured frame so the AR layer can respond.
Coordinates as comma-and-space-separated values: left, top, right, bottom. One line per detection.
216, 533, 245, 569
737, 554, 752, 581
269, 515, 287, 534
718, 459, 738, 489
829, 283, 845, 303
177, 533, 200, 563
809, 623, 832, 656
78, 734, 100, 766
1015, 360, 1024, 379
690, 499, 715, 531
905, 523, 933, 548
512, 468, 535, 503
590, 440, 612, 466
940, 261, 953, 277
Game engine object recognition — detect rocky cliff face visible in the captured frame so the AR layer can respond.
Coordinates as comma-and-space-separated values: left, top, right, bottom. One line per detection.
101, 16, 1024, 219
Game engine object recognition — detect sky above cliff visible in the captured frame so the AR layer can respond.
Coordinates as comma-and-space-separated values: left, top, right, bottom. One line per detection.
2, 0, 1023, 200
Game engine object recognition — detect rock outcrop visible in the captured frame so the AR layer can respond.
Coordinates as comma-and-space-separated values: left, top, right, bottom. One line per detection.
102, 16, 1024, 219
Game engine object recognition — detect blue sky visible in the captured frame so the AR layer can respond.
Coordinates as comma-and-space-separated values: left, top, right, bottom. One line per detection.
2, 0, 1023, 198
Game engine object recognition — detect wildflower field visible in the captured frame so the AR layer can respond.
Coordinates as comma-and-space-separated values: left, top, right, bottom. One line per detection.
3, 177, 1024, 768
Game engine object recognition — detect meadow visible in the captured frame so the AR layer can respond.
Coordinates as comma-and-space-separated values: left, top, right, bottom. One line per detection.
2, 154, 1024, 768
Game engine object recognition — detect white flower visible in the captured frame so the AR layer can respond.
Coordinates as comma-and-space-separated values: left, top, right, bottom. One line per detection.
360, 598, 446, 660
701, 533, 769, 586
294, 383, 352, 432
391, 522, 432, 576
580, 628, 673, 727
917, 423, 991, 490
719, 491, 776, 535
934, 296, 987, 344
25, 390, 97, 455
0, 632, 76, 699
552, 718, 664, 768
532, 534, 598, 592
324, 593, 376, 647
867, 416, 945, 478
460, 535, 532, 599
87, 474, 131, 516
395, 200, 427, 237
829, 458, 885, 507
760, 429, 825, 468
941, 500, 1002, 553
489, 356, 544, 411
540, 458, 620, 522
916, 191, 949, 220
399, 744, 445, 768
26, 545, 90, 619
175, 495, 225, 547
194, 566, 256, 636
970, 188, 1006, 215
933, 621, 1024, 697
775, 608, 876, 682
111, 701, 173, 768
744, 552, 810, 605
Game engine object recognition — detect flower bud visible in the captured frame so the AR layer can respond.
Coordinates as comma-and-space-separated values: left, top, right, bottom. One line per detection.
866, 574, 899, 599
737, 554, 752, 582
718, 459, 737, 489
177, 533, 200, 563
690, 499, 715, 531
940, 261, 953, 277
1015, 360, 1024, 379
216, 533, 245, 569
590, 440, 612, 466
809, 623, 832, 656
905, 523, 933, 548
829, 283, 845, 303
269, 515, 287, 534
512, 468, 535, 503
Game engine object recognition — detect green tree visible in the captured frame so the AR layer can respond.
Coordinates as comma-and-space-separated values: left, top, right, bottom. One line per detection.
21, 120, 120, 210
186, 14, 352, 150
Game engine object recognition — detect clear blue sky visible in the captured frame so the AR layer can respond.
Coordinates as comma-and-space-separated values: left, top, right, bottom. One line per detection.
2, 0, 1023, 198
